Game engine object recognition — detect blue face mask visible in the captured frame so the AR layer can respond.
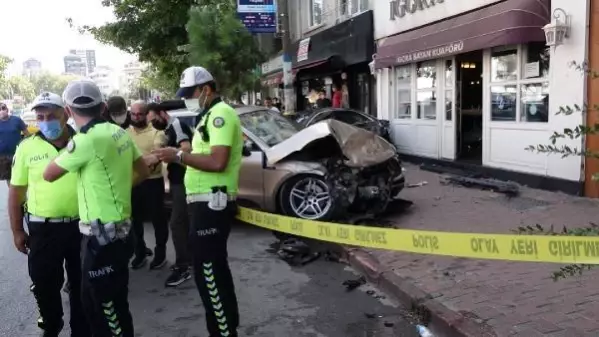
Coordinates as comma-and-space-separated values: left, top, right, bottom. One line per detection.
39, 120, 64, 140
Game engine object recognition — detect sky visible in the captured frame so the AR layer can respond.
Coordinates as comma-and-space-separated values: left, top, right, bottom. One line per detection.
0, 0, 136, 75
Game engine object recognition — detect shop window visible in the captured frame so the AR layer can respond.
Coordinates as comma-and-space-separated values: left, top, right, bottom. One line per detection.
490, 43, 550, 123
339, 0, 368, 16
445, 60, 453, 121
394, 65, 411, 119
310, 0, 323, 26
491, 48, 517, 82
417, 61, 436, 120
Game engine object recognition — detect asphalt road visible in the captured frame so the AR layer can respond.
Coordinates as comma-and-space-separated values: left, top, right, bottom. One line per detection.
0, 184, 420, 337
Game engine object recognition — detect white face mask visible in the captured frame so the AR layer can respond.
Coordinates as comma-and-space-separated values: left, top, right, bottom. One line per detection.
184, 98, 201, 112
111, 114, 127, 125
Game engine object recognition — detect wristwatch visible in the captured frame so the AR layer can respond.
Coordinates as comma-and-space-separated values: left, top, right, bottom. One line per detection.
175, 150, 184, 164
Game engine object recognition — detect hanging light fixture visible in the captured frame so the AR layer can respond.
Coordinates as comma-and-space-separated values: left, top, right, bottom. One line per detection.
543, 8, 570, 47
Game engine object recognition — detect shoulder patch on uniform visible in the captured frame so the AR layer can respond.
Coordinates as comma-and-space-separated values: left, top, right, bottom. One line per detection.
213, 117, 225, 128
67, 139, 76, 153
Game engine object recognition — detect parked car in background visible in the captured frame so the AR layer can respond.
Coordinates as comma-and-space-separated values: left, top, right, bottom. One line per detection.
164, 106, 404, 221
291, 108, 393, 143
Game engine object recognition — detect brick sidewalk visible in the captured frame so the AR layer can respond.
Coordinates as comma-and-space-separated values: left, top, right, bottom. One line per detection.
371, 164, 599, 337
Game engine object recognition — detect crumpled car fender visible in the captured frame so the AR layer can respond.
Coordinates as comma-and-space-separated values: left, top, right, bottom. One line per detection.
265, 119, 396, 168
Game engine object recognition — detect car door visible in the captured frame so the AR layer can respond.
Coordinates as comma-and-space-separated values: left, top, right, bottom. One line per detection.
238, 135, 265, 207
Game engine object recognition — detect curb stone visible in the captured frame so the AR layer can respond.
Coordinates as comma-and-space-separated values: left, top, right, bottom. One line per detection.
341, 247, 497, 337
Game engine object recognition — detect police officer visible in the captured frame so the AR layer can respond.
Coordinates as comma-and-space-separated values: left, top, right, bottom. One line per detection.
43, 80, 150, 337
7, 92, 91, 337
153, 66, 241, 337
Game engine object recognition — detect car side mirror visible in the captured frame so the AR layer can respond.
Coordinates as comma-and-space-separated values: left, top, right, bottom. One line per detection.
242, 139, 253, 157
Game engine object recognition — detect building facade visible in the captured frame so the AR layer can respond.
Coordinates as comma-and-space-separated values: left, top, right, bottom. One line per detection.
89, 66, 119, 98
374, 0, 587, 193
22, 58, 42, 78
285, 0, 375, 114
63, 54, 87, 77
69, 49, 97, 75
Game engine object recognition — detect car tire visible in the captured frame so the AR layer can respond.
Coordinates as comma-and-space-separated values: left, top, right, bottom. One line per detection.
278, 174, 337, 222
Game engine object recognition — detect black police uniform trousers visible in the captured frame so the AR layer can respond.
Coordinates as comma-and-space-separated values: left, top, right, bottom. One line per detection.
81, 234, 134, 337
27, 218, 91, 336
131, 177, 169, 258
189, 201, 239, 337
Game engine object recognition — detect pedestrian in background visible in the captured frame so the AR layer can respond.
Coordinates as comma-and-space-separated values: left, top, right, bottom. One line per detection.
0, 102, 29, 185
147, 102, 194, 287
128, 100, 169, 270
332, 84, 343, 108
105, 96, 131, 128
43, 80, 150, 337
8, 92, 90, 337
264, 96, 280, 113
154, 66, 241, 337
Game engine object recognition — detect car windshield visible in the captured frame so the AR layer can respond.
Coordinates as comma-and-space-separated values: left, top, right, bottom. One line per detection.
240, 109, 299, 147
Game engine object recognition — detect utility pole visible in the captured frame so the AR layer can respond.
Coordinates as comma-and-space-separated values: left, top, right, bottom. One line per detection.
278, 0, 295, 115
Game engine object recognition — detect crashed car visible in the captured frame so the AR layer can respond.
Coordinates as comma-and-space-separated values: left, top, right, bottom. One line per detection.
290, 108, 393, 143
237, 106, 405, 221
165, 106, 405, 221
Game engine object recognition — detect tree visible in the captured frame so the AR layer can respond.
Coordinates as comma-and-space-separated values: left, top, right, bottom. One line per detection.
139, 66, 178, 99
79, 0, 194, 91
30, 72, 78, 96
0, 76, 35, 102
186, 3, 266, 100
0, 54, 13, 93
518, 61, 598, 281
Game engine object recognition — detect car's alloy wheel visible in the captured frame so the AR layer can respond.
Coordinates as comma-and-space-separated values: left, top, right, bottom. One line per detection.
287, 176, 333, 220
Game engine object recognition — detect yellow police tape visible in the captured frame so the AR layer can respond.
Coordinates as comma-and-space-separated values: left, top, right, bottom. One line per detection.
237, 207, 599, 265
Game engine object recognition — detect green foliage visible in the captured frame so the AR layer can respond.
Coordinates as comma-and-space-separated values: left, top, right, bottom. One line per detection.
186, 4, 265, 99
73, 0, 265, 101
523, 60, 599, 280
30, 72, 79, 97
0, 76, 36, 102
140, 66, 178, 99
0, 54, 13, 93
73, 0, 195, 92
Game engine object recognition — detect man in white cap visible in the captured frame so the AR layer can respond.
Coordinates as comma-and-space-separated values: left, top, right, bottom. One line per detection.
8, 92, 91, 336
153, 66, 241, 337
43, 80, 150, 337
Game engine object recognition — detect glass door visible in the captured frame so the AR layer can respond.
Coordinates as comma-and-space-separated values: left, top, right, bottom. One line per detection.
441, 58, 457, 160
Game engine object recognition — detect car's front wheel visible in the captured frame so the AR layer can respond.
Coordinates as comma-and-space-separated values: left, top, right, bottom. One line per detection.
279, 175, 337, 221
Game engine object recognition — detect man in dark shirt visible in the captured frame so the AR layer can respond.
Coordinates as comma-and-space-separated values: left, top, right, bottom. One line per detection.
105, 96, 131, 129
147, 102, 194, 287
316, 90, 332, 108
0, 103, 29, 185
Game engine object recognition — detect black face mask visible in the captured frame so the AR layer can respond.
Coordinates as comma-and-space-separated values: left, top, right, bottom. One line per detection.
130, 120, 147, 128
151, 119, 167, 131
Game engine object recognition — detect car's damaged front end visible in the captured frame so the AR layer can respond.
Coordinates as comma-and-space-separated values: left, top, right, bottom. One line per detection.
266, 119, 405, 218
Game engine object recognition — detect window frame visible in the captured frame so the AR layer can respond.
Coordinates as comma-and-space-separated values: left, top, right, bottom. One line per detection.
310, 0, 324, 27
415, 61, 437, 120
393, 65, 412, 120
489, 43, 550, 123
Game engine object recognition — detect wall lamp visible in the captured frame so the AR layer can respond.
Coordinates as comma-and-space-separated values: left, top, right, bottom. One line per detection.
543, 8, 571, 47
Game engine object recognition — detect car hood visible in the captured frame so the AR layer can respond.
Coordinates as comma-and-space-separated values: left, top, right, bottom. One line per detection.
265, 119, 397, 168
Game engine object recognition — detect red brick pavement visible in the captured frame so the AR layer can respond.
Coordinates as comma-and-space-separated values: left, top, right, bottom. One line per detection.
370, 164, 599, 337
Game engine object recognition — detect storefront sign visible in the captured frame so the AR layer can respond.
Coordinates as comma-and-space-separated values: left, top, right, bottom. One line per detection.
237, 0, 277, 33
390, 0, 445, 21
395, 41, 464, 64
261, 55, 283, 74
297, 38, 311, 62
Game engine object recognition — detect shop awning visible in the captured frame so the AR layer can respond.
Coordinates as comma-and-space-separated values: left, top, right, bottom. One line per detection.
261, 72, 283, 87
375, 0, 550, 69
261, 70, 299, 87
293, 58, 330, 72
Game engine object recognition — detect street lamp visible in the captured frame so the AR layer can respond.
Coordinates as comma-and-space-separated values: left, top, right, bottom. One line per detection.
543, 8, 570, 47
